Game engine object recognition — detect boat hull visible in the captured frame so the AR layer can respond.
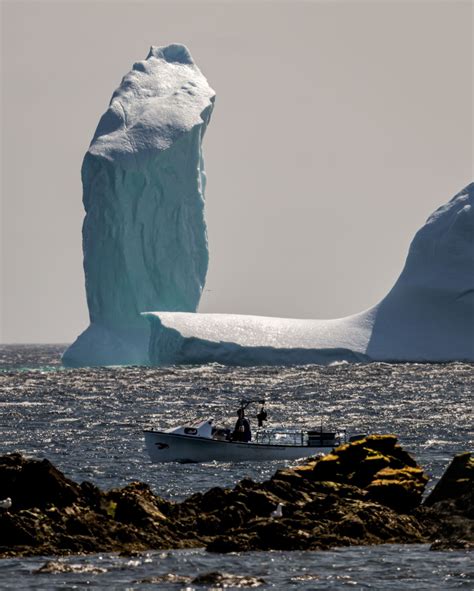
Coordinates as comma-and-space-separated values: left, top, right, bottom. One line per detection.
144, 430, 334, 463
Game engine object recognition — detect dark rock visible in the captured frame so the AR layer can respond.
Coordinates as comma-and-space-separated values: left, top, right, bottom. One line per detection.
253, 519, 312, 550
366, 466, 428, 512
0, 441, 471, 557
0, 453, 80, 510
423, 452, 474, 550
34, 560, 107, 574
196, 512, 223, 536
0, 512, 39, 546
199, 487, 231, 512
206, 534, 254, 553
265, 474, 313, 503
235, 489, 279, 516
79, 481, 108, 514
118, 549, 143, 557
424, 452, 473, 506
333, 515, 367, 539
430, 538, 474, 551
192, 571, 266, 587
291, 435, 428, 512
108, 481, 168, 525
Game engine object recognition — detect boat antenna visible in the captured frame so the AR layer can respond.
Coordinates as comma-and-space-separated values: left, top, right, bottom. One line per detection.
240, 398, 266, 410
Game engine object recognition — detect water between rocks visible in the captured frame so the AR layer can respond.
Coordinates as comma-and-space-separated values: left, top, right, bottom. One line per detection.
0, 344, 472, 589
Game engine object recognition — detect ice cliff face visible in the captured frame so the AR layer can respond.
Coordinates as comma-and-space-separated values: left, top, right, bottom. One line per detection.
366, 182, 474, 361
63, 45, 215, 367
146, 183, 474, 364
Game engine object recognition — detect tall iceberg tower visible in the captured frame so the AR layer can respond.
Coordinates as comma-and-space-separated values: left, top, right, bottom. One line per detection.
63, 45, 215, 366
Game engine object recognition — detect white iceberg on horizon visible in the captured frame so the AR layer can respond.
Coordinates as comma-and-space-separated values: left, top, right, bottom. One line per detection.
145, 183, 474, 365
62, 45, 473, 367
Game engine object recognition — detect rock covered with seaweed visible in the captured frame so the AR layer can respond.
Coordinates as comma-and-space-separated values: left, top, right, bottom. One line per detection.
0, 437, 472, 557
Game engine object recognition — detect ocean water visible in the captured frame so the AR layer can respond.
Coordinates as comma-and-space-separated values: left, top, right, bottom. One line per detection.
0, 344, 472, 590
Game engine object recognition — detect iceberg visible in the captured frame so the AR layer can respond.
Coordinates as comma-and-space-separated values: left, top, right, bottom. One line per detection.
63, 45, 215, 367
146, 183, 474, 364
63, 45, 472, 367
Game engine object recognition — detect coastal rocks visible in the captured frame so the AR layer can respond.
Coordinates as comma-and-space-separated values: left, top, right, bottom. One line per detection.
202, 435, 428, 551
424, 451, 473, 506
136, 572, 265, 587
192, 572, 266, 587
0, 453, 81, 510
424, 452, 474, 550
0, 454, 188, 556
107, 481, 169, 526
0, 439, 472, 557
34, 561, 107, 574
293, 434, 428, 512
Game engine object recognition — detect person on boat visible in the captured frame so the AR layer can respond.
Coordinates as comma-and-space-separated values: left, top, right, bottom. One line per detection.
232, 408, 251, 442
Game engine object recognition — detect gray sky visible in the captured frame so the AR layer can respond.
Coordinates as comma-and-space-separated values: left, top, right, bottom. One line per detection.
1, 0, 472, 344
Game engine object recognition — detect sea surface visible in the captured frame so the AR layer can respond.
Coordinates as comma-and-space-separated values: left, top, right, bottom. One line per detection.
0, 344, 472, 590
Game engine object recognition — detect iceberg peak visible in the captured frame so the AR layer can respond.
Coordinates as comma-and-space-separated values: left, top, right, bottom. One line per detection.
147, 44, 195, 65
89, 43, 214, 166
63, 45, 214, 367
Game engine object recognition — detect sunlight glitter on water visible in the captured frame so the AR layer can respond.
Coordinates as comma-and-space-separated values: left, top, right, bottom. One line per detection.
0, 345, 473, 589
1, 546, 473, 590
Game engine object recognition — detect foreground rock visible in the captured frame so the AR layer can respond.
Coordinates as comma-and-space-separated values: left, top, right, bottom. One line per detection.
0, 437, 472, 557
0, 455, 183, 556
34, 565, 264, 586
423, 451, 474, 550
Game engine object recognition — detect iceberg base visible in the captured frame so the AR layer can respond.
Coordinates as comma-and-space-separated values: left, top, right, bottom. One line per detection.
62, 323, 150, 367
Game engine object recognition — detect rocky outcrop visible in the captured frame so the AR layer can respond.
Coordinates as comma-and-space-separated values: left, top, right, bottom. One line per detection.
423, 452, 474, 550
0, 455, 185, 556
33, 563, 265, 587
203, 435, 430, 552
0, 438, 472, 557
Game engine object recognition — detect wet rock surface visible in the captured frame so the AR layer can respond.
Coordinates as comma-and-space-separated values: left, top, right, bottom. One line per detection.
191, 571, 266, 587
0, 454, 184, 556
0, 436, 472, 557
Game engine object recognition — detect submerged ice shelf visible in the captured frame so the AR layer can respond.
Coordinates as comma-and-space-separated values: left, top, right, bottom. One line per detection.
146, 183, 474, 365
63, 45, 215, 367
145, 312, 375, 365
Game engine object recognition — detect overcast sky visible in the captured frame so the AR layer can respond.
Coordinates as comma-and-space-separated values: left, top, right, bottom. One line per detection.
1, 0, 472, 343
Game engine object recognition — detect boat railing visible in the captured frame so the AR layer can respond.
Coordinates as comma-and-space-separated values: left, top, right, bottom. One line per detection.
254, 428, 343, 447
254, 428, 304, 446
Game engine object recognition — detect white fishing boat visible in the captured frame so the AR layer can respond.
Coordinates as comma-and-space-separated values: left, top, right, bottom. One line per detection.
144, 399, 345, 463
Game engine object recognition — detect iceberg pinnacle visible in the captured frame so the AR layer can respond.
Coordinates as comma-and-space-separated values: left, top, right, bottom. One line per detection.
146, 183, 474, 365
63, 45, 215, 367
